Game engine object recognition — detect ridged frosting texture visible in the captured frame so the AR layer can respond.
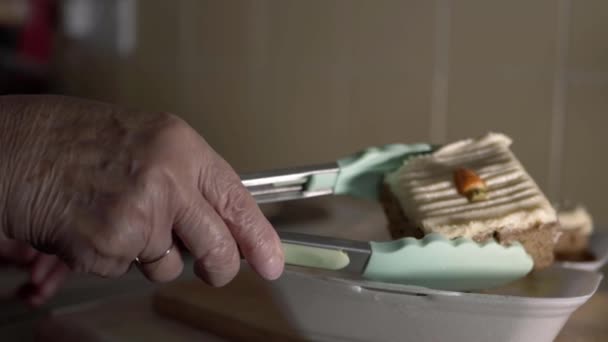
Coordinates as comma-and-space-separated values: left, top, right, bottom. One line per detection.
385, 132, 557, 239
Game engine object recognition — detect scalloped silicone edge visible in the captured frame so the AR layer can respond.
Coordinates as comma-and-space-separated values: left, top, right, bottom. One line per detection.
362, 233, 534, 291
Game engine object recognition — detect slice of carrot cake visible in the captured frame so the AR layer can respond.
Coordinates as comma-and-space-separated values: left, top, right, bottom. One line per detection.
381, 133, 559, 269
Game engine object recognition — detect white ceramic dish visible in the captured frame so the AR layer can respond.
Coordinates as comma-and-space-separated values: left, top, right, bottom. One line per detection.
556, 231, 608, 271
269, 266, 602, 342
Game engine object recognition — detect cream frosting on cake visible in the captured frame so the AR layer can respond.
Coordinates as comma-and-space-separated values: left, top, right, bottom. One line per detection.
385, 132, 557, 239
557, 205, 593, 234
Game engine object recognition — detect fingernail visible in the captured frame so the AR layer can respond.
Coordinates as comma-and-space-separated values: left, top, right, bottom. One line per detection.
196, 269, 229, 287
194, 256, 239, 287
195, 268, 234, 287
260, 251, 284, 280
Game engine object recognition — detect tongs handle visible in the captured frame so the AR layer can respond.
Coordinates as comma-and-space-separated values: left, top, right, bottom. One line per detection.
240, 162, 340, 204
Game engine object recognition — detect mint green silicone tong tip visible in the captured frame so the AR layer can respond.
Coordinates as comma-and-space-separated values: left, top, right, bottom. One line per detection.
279, 231, 533, 291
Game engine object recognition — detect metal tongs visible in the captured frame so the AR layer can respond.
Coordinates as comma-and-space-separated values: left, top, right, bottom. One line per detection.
241, 162, 341, 204
241, 143, 434, 204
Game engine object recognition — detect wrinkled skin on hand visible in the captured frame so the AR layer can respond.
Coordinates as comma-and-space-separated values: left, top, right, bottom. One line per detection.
0, 95, 284, 296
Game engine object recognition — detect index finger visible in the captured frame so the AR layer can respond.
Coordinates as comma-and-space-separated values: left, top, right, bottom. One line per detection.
198, 152, 284, 281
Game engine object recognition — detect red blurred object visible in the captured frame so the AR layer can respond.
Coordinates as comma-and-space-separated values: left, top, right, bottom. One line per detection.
18, 0, 55, 64
0, 0, 56, 93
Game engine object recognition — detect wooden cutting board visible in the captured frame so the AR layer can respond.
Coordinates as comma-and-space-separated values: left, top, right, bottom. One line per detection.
153, 268, 608, 342
153, 270, 308, 341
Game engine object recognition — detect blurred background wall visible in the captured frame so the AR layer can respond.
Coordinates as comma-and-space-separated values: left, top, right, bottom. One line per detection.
2, 0, 607, 225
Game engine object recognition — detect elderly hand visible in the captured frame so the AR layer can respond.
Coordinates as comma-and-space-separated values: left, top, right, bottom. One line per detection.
0, 95, 284, 290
